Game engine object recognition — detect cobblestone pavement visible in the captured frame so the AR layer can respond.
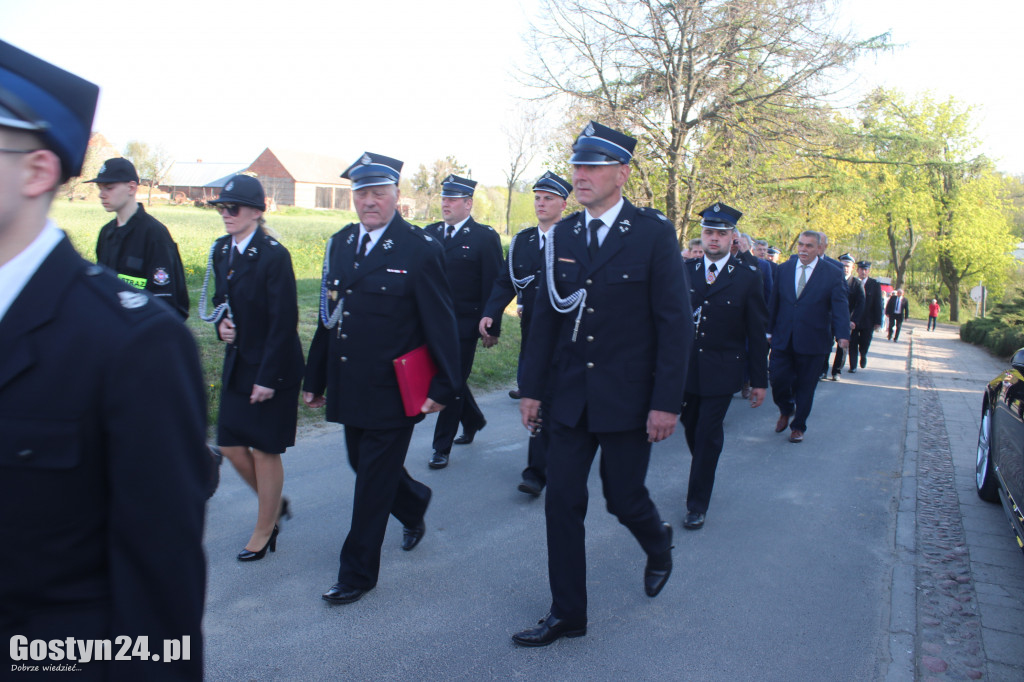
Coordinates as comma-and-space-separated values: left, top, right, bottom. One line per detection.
894, 321, 1024, 681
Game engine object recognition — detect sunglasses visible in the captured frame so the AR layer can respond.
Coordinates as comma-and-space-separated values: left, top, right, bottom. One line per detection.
216, 203, 241, 217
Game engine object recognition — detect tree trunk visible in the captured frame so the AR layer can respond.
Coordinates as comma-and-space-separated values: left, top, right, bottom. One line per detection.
504, 182, 513, 236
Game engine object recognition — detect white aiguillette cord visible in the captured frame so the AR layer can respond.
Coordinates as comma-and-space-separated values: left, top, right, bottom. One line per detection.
197, 241, 232, 323
318, 236, 344, 330
543, 224, 587, 342
507, 231, 535, 292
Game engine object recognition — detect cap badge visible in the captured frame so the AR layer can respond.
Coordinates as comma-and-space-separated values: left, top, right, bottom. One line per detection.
584, 122, 595, 136
98, 163, 107, 174
445, 174, 455, 183
225, 181, 234, 191
713, 203, 721, 213
118, 291, 148, 309
361, 153, 372, 165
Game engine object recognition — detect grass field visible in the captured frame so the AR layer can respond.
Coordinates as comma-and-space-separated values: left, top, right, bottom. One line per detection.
49, 201, 521, 434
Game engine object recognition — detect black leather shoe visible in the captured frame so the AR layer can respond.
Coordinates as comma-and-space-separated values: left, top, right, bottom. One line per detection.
429, 451, 449, 469
401, 520, 426, 551
831, 373, 840, 381
509, 389, 521, 400
321, 583, 367, 605
454, 419, 486, 445
848, 367, 857, 374
683, 511, 705, 530
518, 479, 543, 497
512, 613, 587, 647
644, 523, 673, 597
238, 525, 279, 562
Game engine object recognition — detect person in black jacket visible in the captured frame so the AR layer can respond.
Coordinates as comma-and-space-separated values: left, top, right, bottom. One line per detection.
425, 174, 503, 469
0, 40, 206, 680
679, 203, 768, 531
303, 153, 460, 605
829, 254, 865, 380
849, 261, 884, 371
87, 157, 190, 319
204, 174, 305, 561
479, 170, 572, 495
885, 288, 910, 341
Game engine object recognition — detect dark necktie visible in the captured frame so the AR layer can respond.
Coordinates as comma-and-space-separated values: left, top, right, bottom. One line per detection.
355, 233, 371, 264
446, 225, 455, 240
588, 219, 602, 259
540, 233, 546, 251
706, 262, 717, 284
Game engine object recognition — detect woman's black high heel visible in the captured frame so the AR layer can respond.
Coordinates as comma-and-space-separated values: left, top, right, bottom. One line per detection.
279, 497, 292, 522
237, 525, 279, 562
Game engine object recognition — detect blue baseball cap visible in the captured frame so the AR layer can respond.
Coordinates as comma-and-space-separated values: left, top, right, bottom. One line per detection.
570, 121, 636, 165
532, 171, 572, 198
441, 174, 476, 198
342, 151, 402, 190
0, 39, 99, 180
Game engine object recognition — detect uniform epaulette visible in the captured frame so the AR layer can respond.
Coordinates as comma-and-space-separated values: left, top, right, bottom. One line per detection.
409, 225, 435, 242
639, 206, 669, 221
749, 264, 757, 271
81, 264, 166, 321
559, 211, 583, 226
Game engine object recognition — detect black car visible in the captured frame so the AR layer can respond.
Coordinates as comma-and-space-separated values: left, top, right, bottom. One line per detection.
976, 347, 1024, 556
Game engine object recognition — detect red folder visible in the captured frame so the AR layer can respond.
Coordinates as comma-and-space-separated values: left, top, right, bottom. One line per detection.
393, 345, 438, 417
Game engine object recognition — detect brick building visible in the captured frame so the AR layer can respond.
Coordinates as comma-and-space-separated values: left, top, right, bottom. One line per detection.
246, 148, 353, 210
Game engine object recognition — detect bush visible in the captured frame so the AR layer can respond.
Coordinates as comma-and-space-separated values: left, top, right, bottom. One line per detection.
960, 293, 1024, 358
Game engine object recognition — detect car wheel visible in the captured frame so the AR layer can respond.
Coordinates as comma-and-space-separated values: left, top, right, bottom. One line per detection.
976, 402, 1000, 502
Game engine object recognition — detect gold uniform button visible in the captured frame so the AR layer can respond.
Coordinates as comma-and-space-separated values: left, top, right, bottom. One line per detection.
586, 362, 594, 369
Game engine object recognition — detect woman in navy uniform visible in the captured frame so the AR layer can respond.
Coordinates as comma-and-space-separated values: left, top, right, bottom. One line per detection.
203, 175, 305, 561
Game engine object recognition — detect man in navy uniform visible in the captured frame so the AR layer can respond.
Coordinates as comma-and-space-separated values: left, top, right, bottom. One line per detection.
0, 40, 207, 679
768, 230, 850, 443
87, 157, 190, 319
426, 174, 503, 469
849, 260, 883, 371
679, 203, 768, 531
828, 253, 865, 380
304, 152, 460, 605
479, 170, 572, 496
512, 121, 691, 646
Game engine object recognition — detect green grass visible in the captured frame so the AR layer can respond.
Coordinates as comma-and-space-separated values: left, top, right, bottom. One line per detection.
49, 201, 520, 435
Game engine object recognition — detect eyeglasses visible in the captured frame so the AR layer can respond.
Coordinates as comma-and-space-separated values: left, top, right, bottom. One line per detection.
216, 203, 241, 217
0, 148, 39, 154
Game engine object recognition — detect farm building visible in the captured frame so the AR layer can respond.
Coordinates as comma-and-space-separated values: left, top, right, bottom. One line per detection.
246, 148, 353, 210
161, 161, 250, 204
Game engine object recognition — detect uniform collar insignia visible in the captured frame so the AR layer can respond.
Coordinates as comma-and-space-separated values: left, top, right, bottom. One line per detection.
346, 233, 355, 244
246, 246, 258, 257
727, 264, 734, 273
619, 224, 629, 233
620, 219, 630, 226
383, 238, 394, 250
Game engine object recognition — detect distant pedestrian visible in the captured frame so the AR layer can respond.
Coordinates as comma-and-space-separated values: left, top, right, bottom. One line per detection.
768, 230, 850, 443
928, 299, 940, 331
203, 174, 305, 562
87, 157, 190, 319
849, 261, 883, 371
886, 289, 909, 341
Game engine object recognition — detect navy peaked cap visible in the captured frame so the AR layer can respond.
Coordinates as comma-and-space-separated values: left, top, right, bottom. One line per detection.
767, 247, 780, 255
342, 151, 402, 189
570, 120, 635, 165
532, 171, 572, 198
839, 253, 855, 263
441, 174, 476, 198
699, 202, 743, 230
0, 39, 99, 179
85, 157, 138, 184
209, 174, 266, 210
856, 260, 872, 269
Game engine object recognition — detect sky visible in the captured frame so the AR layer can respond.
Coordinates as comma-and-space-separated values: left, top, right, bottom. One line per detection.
3, 0, 1022, 185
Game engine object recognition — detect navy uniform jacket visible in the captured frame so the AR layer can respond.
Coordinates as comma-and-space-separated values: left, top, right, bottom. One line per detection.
95, 203, 190, 320
685, 255, 768, 395
211, 228, 304, 393
1, 234, 207, 679
854, 277, 883, 329
520, 201, 693, 431
769, 257, 850, 354
734, 249, 773, 303
304, 215, 461, 430
426, 218, 503, 339
845, 276, 866, 327
482, 225, 546, 335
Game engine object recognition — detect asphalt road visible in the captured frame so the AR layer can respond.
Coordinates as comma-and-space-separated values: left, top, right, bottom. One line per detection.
203, 339, 911, 681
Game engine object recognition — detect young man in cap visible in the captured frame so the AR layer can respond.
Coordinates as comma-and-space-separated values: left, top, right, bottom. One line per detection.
679, 202, 768, 531
767, 231, 849, 443
88, 157, 190, 319
0, 40, 207, 678
513, 121, 691, 646
425, 174, 503, 469
304, 152, 460, 605
849, 261, 883, 371
828, 254, 865, 380
479, 170, 572, 496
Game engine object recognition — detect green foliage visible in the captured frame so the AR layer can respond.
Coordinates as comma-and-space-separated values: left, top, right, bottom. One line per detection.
960, 294, 1024, 358
49, 202, 520, 435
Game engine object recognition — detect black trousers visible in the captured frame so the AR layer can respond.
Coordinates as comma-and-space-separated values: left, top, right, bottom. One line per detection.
831, 345, 846, 375
522, 400, 549, 487
849, 328, 874, 368
544, 416, 669, 623
339, 425, 431, 589
887, 315, 904, 341
681, 392, 733, 513
769, 345, 827, 433
432, 335, 485, 453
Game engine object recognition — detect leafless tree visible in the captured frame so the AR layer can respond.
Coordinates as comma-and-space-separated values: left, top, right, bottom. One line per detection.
502, 107, 543, 234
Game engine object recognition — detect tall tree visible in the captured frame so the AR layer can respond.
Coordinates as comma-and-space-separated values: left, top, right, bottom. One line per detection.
522, 0, 885, 242
123, 140, 172, 206
502, 108, 542, 234
411, 156, 468, 221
